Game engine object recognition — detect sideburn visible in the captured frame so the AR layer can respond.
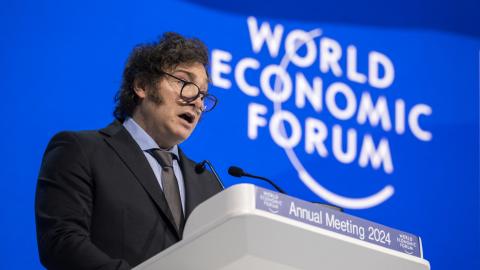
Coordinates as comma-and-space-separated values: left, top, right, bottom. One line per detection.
146, 87, 163, 105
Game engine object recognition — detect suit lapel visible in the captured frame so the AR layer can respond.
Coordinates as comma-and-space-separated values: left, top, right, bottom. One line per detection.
179, 149, 204, 221
180, 149, 224, 237
100, 122, 181, 238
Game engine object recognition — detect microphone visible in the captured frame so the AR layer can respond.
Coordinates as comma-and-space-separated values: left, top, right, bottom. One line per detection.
228, 166, 343, 211
228, 166, 286, 194
195, 160, 224, 189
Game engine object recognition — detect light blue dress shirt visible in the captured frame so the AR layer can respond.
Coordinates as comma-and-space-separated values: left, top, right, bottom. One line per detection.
123, 117, 186, 213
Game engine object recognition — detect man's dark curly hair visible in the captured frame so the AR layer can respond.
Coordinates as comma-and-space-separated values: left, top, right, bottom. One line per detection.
113, 32, 209, 121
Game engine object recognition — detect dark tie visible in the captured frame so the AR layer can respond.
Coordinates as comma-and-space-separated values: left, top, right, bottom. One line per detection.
150, 149, 184, 230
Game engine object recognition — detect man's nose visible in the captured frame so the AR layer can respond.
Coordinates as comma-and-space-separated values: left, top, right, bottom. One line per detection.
190, 96, 205, 113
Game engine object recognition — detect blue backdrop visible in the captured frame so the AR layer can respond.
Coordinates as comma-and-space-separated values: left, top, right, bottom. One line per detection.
1, 0, 479, 269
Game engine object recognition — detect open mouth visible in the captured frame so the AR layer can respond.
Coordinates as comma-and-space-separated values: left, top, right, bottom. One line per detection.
178, 112, 195, 124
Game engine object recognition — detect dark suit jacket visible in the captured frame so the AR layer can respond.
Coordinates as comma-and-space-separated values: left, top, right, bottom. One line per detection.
35, 121, 222, 270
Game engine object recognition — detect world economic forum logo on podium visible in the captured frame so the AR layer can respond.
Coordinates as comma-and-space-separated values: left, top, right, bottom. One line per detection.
211, 17, 433, 209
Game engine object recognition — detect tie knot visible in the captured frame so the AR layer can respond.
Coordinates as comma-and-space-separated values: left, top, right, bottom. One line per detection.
151, 149, 174, 168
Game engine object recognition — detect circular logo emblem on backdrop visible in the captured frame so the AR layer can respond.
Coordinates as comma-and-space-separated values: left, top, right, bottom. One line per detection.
211, 16, 433, 210
271, 29, 394, 209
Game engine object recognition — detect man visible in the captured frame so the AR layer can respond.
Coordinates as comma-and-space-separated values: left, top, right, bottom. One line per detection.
35, 32, 223, 270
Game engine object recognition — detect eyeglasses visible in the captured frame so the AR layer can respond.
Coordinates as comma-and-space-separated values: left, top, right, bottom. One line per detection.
160, 71, 217, 112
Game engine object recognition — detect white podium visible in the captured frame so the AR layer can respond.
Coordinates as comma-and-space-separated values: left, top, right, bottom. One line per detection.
134, 184, 430, 270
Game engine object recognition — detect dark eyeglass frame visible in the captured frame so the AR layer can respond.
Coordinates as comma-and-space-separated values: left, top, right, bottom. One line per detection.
160, 71, 218, 112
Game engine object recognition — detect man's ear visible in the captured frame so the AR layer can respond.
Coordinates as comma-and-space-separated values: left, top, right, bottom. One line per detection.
133, 78, 147, 99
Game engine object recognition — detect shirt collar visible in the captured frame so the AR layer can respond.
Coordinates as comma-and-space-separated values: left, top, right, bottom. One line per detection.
123, 117, 179, 159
